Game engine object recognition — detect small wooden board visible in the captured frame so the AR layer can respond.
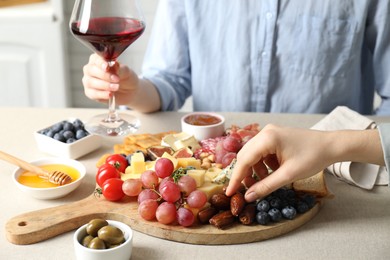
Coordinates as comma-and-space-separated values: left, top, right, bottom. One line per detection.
6, 192, 321, 245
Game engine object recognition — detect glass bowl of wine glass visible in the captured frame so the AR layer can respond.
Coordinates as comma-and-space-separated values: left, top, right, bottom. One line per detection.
69, 0, 145, 136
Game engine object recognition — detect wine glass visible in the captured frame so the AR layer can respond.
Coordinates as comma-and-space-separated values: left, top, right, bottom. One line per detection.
69, 0, 145, 136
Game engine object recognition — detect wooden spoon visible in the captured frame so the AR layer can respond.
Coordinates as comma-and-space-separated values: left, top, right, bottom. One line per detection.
0, 151, 72, 185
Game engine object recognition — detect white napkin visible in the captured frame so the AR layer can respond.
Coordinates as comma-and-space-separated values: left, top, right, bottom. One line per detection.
311, 106, 389, 189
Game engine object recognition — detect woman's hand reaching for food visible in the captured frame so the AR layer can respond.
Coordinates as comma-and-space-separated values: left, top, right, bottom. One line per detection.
225, 124, 384, 202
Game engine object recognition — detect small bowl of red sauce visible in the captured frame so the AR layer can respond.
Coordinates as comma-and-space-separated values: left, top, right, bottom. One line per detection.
181, 112, 225, 141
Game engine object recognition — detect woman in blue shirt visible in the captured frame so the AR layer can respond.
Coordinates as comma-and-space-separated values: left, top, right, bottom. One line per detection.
226, 124, 390, 201
82, 0, 390, 115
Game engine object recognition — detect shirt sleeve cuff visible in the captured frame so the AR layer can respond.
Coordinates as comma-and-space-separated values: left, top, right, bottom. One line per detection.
378, 123, 390, 186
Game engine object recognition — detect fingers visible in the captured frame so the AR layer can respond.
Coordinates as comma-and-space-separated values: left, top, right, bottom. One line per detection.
82, 54, 121, 101
244, 166, 291, 202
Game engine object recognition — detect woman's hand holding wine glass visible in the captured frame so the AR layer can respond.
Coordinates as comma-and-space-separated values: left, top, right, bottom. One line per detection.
82, 54, 142, 106
70, 0, 146, 136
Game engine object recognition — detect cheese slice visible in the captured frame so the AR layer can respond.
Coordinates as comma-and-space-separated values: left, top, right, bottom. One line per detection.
205, 167, 223, 182
197, 181, 224, 200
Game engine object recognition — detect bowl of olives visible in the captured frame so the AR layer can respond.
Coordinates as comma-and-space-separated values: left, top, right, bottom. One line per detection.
74, 219, 133, 260
35, 118, 102, 159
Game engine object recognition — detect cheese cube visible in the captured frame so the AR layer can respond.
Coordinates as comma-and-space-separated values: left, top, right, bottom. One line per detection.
174, 136, 201, 152
131, 152, 146, 174
187, 169, 206, 187
177, 157, 201, 169
197, 181, 224, 200
205, 167, 223, 181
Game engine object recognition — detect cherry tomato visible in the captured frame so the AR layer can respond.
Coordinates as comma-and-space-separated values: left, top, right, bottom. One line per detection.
96, 163, 120, 187
101, 178, 125, 201
106, 154, 128, 173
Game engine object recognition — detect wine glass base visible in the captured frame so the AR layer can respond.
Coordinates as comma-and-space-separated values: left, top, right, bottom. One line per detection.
85, 113, 140, 136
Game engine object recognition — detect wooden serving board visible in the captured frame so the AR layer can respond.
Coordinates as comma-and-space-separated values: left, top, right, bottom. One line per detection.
6, 192, 321, 245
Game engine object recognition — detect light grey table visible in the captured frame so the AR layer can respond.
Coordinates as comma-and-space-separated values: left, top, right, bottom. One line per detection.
1, 107, 389, 260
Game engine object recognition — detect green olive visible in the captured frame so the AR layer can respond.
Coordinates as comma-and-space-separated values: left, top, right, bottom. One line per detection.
97, 225, 125, 245
81, 235, 94, 247
88, 237, 106, 249
86, 219, 108, 236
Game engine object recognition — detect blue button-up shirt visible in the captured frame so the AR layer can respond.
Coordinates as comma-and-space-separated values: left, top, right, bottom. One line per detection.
142, 0, 390, 115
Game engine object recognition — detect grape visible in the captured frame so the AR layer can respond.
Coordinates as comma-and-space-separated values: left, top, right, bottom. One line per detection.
138, 189, 159, 204
160, 181, 181, 203
122, 178, 143, 197
141, 170, 159, 189
158, 177, 174, 193
243, 175, 256, 188
154, 158, 175, 178
156, 202, 177, 225
176, 207, 195, 227
186, 190, 207, 208
177, 175, 197, 195
221, 152, 237, 168
138, 199, 158, 221
222, 136, 242, 153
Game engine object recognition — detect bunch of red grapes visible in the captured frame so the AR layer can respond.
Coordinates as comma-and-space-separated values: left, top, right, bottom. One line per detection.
122, 158, 208, 227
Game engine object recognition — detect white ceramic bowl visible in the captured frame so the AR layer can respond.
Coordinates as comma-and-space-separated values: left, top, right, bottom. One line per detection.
181, 112, 225, 141
34, 118, 102, 159
12, 157, 86, 200
74, 220, 133, 260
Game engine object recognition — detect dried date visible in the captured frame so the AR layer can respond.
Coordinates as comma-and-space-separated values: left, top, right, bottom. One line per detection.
238, 204, 256, 225
198, 207, 218, 224
209, 210, 236, 229
230, 192, 246, 216
210, 193, 231, 210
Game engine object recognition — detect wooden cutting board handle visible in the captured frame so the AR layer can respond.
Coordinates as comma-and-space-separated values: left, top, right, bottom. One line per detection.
5, 194, 138, 245
6, 192, 322, 245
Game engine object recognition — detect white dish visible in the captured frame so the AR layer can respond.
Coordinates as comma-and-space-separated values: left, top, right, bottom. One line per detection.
74, 220, 133, 260
34, 118, 102, 159
12, 157, 86, 200
181, 112, 225, 141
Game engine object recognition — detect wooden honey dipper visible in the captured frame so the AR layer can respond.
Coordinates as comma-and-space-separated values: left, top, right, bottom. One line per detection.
0, 151, 72, 185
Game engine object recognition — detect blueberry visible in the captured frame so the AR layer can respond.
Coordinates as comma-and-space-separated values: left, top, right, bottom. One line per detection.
45, 130, 55, 138
63, 130, 74, 140
256, 211, 270, 225
256, 200, 270, 212
53, 133, 66, 142
273, 188, 288, 200
63, 122, 74, 131
281, 206, 297, 220
286, 189, 296, 199
76, 129, 87, 140
296, 200, 309, 214
302, 194, 316, 209
51, 122, 63, 133
66, 138, 77, 143
269, 197, 282, 210
73, 119, 84, 129
268, 208, 282, 222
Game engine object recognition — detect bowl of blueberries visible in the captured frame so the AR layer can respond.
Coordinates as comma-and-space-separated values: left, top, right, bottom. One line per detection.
35, 118, 102, 159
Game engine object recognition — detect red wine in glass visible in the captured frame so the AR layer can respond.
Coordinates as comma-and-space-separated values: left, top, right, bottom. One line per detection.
69, 0, 145, 136
71, 17, 145, 62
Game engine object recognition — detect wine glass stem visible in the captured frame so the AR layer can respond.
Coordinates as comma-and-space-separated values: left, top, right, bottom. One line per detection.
107, 61, 120, 123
